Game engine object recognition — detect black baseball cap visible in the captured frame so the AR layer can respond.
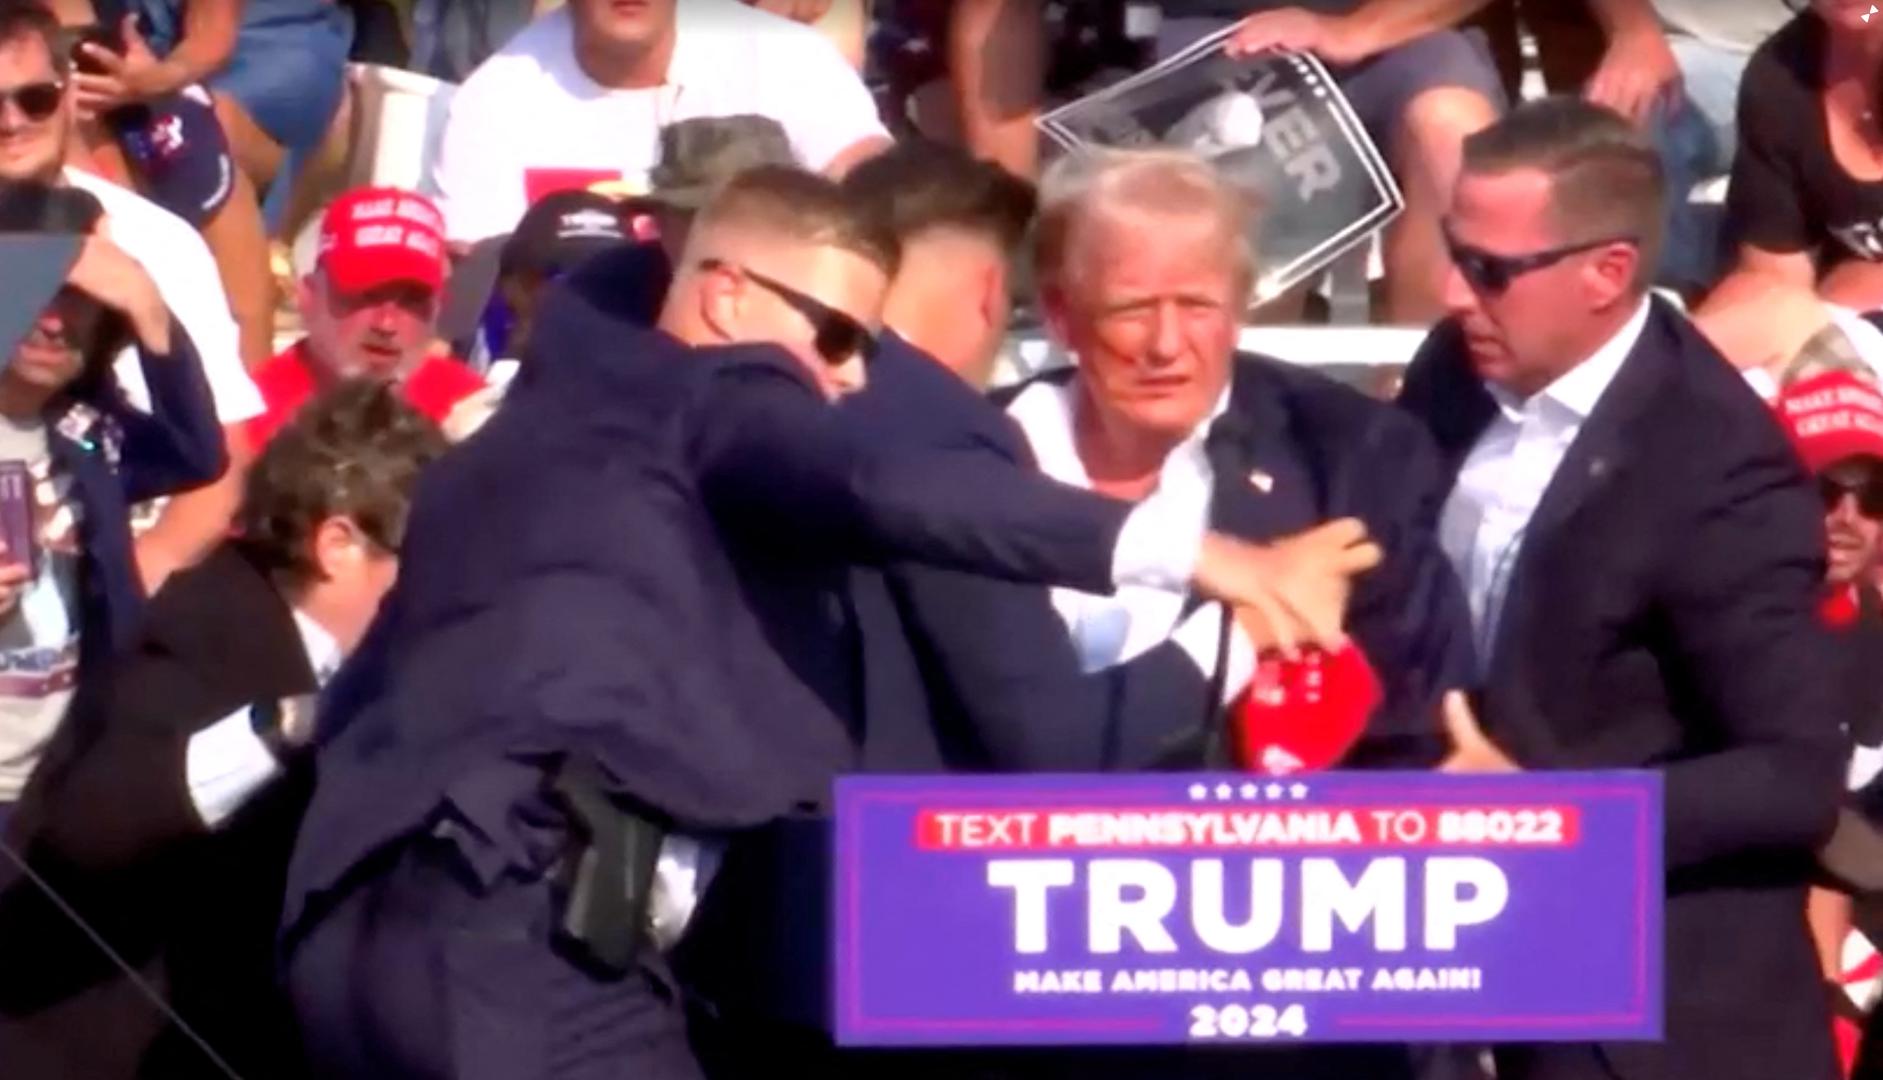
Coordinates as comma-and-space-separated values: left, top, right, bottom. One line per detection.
439, 191, 633, 355
499, 189, 631, 280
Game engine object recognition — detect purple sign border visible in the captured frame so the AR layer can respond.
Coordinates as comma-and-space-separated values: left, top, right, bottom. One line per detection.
835, 773, 1660, 1044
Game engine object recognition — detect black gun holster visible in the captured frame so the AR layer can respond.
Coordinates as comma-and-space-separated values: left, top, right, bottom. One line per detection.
549, 753, 666, 979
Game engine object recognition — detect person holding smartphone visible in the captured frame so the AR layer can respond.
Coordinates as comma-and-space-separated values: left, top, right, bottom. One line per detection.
65, 0, 352, 231
0, 182, 225, 836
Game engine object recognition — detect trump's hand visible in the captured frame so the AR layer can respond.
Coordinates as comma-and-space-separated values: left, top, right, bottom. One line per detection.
1438, 692, 1519, 773
1196, 518, 1382, 659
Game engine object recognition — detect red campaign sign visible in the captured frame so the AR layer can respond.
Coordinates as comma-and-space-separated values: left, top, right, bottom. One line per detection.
915, 806, 1583, 851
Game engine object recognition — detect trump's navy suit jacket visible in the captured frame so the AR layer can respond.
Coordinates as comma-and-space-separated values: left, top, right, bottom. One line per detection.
1398, 298, 1845, 1080
956, 352, 1476, 769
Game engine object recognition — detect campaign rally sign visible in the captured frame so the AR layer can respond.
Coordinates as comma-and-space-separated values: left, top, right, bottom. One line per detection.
834, 772, 1661, 1047
1037, 32, 1404, 305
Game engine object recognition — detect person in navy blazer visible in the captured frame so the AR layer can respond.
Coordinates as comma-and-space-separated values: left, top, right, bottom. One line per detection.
279, 166, 1352, 1080
1398, 98, 1844, 1080
0, 189, 226, 836
0, 186, 227, 664
0, 383, 446, 1080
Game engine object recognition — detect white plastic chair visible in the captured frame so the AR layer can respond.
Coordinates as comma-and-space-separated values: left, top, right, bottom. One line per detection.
344, 63, 459, 193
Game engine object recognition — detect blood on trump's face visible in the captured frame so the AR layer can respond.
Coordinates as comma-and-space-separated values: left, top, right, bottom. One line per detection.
1046, 209, 1242, 447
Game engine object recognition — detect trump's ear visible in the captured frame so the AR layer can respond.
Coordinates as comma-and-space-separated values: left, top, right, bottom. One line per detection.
1037, 279, 1075, 352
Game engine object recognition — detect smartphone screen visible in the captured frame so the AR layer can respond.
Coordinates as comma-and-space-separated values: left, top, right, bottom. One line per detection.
69, 24, 124, 77
0, 461, 39, 575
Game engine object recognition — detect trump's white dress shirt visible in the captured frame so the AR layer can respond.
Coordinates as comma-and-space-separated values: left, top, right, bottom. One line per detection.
1007, 377, 1256, 696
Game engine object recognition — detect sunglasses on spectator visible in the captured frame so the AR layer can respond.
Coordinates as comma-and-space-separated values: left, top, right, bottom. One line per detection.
1820, 473, 1883, 519
700, 258, 876, 366
1444, 228, 1637, 296
0, 81, 64, 122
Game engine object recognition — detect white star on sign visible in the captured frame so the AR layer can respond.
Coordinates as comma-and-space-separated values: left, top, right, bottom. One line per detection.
1188, 783, 1208, 801
1290, 783, 1309, 800
1215, 783, 1235, 801
1265, 783, 1285, 799
1239, 782, 1259, 800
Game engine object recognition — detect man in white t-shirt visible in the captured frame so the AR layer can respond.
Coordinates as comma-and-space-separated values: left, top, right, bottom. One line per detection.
0, 5, 263, 593
429, 0, 893, 245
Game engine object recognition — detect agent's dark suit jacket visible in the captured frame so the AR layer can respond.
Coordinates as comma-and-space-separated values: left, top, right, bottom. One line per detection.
0, 543, 316, 1079
1398, 298, 1846, 1080
278, 290, 1147, 1078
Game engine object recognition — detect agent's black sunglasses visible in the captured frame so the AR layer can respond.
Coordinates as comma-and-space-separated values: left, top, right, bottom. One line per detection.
700, 257, 877, 366
1444, 226, 1637, 296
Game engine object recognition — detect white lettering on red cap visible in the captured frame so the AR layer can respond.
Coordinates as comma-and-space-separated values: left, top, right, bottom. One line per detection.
1794, 411, 1883, 437
349, 197, 397, 221
392, 196, 444, 231
353, 223, 406, 247
1785, 389, 1837, 414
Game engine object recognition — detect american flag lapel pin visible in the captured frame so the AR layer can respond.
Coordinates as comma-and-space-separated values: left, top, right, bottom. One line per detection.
1247, 468, 1275, 493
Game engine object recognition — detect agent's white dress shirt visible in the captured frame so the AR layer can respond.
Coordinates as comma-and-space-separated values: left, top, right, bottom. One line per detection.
1437, 299, 1651, 666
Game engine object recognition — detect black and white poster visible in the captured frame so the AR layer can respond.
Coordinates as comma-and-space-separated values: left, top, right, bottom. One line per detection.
1038, 29, 1404, 304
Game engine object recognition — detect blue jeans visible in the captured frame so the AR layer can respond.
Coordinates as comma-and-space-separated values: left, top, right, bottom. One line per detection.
137, 0, 353, 153
136, 1, 353, 229
1651, 35, 1752, 293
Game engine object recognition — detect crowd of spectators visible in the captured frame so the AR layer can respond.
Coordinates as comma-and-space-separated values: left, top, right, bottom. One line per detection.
10, 0, 1883, 1079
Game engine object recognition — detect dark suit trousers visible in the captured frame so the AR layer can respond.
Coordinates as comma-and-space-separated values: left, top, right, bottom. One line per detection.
286, 832, 703, 1080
